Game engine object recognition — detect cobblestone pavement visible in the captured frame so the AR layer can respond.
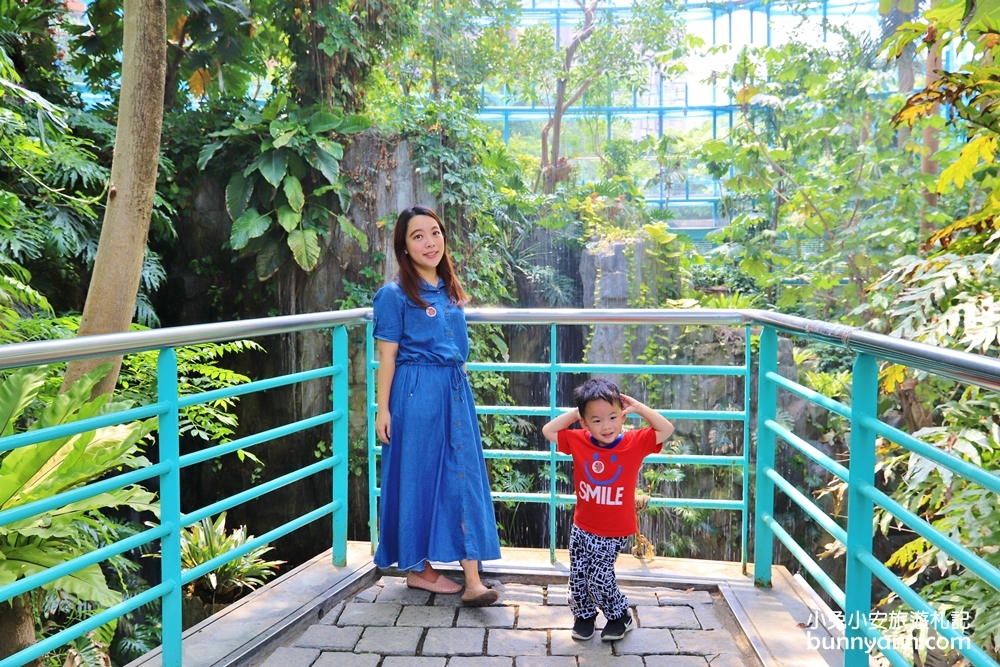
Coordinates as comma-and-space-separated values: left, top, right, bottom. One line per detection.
264, 577, 750, 667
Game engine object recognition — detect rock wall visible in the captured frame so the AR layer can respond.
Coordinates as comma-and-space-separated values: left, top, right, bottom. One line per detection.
163, 137, 837, 573
578, 233, 829, 565
164, 133, 433, 565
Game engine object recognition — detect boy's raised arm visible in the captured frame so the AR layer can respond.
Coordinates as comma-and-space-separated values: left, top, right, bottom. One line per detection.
621, 394, 674, 444
541, 408, 581, 444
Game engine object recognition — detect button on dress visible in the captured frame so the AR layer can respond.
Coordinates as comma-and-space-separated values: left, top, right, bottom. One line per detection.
372, 278, 501, 571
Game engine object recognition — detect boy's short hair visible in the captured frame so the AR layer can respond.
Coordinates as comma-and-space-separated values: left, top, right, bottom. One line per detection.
574, 378, 623, 417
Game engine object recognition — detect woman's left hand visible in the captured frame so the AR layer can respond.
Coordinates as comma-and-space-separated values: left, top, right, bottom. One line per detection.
376, 410, 392, 444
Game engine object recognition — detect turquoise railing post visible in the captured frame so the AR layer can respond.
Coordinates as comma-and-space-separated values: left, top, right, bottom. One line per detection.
366, 321, 378, 554
157, 348, 182, 667
548, 323, 558, 564
753, 326, 777, 587
844, 353, 877, 667
332, 325, 349, 567
741, 324, 751, 574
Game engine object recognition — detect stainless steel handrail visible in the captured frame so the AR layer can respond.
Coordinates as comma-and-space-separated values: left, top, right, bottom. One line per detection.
2, 307, 999, 392
0, 308, 746, 371
745, 309, 1000, 392
465, 308, 749, 326
0, 309, 371, 371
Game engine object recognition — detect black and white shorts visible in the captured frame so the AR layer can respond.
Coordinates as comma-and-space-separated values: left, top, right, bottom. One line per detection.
567, 524, 629, 621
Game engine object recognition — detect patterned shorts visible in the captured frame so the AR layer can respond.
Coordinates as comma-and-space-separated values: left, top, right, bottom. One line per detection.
567, 524, 629, 621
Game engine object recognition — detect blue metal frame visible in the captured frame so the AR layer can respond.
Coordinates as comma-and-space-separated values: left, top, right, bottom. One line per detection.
4, 307, 1000, 667
752, 325, 1000, 667
0, 325, 353, 667
367, 319, 752, 565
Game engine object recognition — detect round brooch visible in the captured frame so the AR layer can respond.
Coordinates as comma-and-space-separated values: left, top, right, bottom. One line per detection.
426, 306, 437, 317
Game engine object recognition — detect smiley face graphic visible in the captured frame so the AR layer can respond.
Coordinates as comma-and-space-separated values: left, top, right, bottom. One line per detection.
584, 452, 623, 486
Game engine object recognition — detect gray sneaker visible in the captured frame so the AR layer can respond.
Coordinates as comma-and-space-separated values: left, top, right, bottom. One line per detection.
600, 611, 635, 641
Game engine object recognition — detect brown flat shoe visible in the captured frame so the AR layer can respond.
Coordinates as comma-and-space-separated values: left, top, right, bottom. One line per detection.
406, 572, 462, 595
461, 588, 500, 606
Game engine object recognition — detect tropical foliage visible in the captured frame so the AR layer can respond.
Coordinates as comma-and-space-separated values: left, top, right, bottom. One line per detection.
700, 31, 926, 316
0, 363, 156, 661
177, 512, 284, 604
3, 0, 1000, 662
200, 93, 371, 275
851, 2, 1000, 656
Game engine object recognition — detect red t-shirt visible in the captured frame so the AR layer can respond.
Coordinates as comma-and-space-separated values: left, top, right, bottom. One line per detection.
557, 427, 661, 538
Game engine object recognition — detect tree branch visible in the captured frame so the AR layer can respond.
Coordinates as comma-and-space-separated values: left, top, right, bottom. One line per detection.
549, 0, 598, 172
164, 18, 190, 109
741, 117, 848, 231
560, 74, 597, 114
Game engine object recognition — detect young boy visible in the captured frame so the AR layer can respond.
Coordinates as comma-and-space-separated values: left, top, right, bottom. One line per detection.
541, 378, 674, 641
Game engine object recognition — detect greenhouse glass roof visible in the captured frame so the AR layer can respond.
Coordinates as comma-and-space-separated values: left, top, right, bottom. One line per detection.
479, 0, 885, 225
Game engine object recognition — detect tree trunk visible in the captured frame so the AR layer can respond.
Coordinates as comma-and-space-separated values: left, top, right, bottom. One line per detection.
550, 77, 566, 175
431, 0, 440, 100
920, 0, 941, 241
897, 45, 914, 148
0, 595, 42, 667
537, 0, 598, 194
883, 6, 915, 149
61, 0, 166, 398
307, 0, 334, 108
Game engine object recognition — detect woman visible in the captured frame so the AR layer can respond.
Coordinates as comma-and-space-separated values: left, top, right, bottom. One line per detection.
372, 204, 501, 605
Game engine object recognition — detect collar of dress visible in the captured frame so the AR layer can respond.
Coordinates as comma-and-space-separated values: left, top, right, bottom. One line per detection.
419, 277, 444, 292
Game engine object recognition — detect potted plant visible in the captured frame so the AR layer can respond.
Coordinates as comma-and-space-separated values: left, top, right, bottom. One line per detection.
177, 512, 285, 629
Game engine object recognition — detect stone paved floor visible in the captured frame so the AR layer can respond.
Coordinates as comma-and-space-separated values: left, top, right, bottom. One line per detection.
263, 576, 752, 667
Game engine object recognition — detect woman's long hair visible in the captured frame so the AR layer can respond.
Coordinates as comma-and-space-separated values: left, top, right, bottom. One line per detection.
393, 205, 468, 308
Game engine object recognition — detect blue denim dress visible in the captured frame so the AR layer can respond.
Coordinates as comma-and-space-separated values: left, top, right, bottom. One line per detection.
372, 278, 501, 571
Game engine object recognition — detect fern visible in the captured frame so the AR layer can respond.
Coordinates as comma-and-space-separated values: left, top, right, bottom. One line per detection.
44, 204, 97, 261
116, 336, 263, 447
40, 136, 109, 191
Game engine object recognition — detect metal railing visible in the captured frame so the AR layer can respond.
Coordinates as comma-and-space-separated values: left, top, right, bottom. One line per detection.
366, 309, 754, 567
749, 311, 1000, 667
0, 310, 365, 667
1, 307, 1000, 667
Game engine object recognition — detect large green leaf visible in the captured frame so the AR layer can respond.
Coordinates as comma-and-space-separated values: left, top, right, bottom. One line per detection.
287, 228, 321, 271
0, 412, 149, 513
260, 93, 287, 122
14, 419, 149, 508
336, 114, 372, 134
226, 172, 254, 220
197, 141, 224, 171
307, 110, 344, 134
276, 205, 302, 233
315, 137, 344, 161
0, 368, 47, 437
309, 146, 339, 185
283, 175, 305, 213
0, 366, 112, 508
3, 544, 120, 606
33, 364, 109, 430
257, 149, 288, 188
5, 487, 158, 538
969, 0, 1000, 30
338, 215, 369, 252
287, 150, 308, 180
230, 209, 272, 251
272, 130, 297, 149
255, 238, 290, 281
